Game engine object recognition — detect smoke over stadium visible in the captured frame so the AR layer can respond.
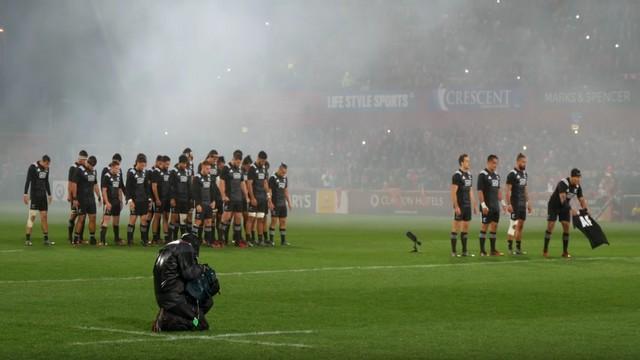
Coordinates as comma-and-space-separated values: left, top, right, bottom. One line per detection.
0, 0, 639, 359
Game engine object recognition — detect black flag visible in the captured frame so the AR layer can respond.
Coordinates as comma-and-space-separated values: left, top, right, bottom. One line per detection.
572, 210, 609, 249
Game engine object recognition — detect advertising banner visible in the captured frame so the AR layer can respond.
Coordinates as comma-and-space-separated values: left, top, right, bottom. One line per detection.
348, 190, 449, 215
430, 86, 524, 112
326, 92, 416, 111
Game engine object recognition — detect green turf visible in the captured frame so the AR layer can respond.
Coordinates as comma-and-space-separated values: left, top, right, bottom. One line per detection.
0, 211, 639, 359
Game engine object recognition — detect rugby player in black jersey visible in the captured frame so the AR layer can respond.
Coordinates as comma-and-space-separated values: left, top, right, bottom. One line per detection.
268, 163, 292, 246
477, 155, 506, 256
100, 160, 124, 245
218, 150, 250, 247
505, 153, 532, 255
151, 155, 172, 244
23, 155, 53, 246
544, 168, 588, 258
450, 154, 478, 257
169, 155, 192, 241
192, 161, 219, 247
73, 156, 101, 246
67, 150, 87, 242
247, 151, 269, 246
125, 154, 152, 246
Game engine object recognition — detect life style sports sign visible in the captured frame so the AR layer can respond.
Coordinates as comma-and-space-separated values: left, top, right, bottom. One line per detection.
326, 92, 416, 111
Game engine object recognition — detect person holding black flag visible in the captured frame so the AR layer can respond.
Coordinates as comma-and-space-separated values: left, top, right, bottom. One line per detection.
544, 168, 589, 258
152, 233, 219, 332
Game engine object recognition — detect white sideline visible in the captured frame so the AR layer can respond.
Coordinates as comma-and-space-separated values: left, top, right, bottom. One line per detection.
71, 326, 315, 348
1, 256, 639, 285
0, 249, 23, 253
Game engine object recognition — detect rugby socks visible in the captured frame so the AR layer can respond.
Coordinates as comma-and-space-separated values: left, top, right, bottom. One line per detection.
204, 226, 213, 245
280, 228, 287, 245
220, 223, 229, 242
258, 233, 264, 245
479, 231, 487, 254
73, 232, 80, 244
460, 232, 468, 253
233, 224, 242, 242
179, 224, 188, 237
562, 232, 570, 253
153, 231, 160, 243
508, 239, 514, 251
26, 233, 31, 242
250, 231, 256, 243
168, 224, 176, 241
225, 224, 231, 243
43, 232, 48, 242
516, 240, 522, 251
127, 224, 135, 245
543, 230, 551, 252
450, 232, 457, 253
100, 225, 108, 245
140, 224, 149, 245
263, 231, 268, 242
163, 231, 169, 243
68, 219, 75, 241
489, 232, 497, 252
113, 225, 120, 242
90, 232, 96, 245
192, 225, 202, 238
79, 219, 85, 241
269, 228, 275, 243
211, 224, 217, 241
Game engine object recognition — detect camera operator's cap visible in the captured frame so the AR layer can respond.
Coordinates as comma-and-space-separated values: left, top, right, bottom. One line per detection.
181, 232, 199, 248
571, 168, 582, 177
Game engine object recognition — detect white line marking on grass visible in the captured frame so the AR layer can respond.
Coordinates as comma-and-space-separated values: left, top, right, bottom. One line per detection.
78, 326, 314, 338
0, 249, 23, 253
2, 256, 639, 285
72, 326, 315, 348
0, 276, 148, 285
219, 256, 640, 276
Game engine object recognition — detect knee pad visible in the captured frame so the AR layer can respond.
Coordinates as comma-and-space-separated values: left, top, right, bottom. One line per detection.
179, 214, 187, 225
507, 219, 516, 236
27, 210, 38, 227
256, 212, 265, 219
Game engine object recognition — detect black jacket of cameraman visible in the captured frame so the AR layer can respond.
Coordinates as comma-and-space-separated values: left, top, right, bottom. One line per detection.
153, 238, 203, 310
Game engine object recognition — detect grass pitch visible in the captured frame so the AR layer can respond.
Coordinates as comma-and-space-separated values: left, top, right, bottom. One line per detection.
0, 209, 638, 359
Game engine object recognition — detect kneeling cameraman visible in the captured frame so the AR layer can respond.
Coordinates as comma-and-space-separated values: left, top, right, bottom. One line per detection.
152, 233, 219, 332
